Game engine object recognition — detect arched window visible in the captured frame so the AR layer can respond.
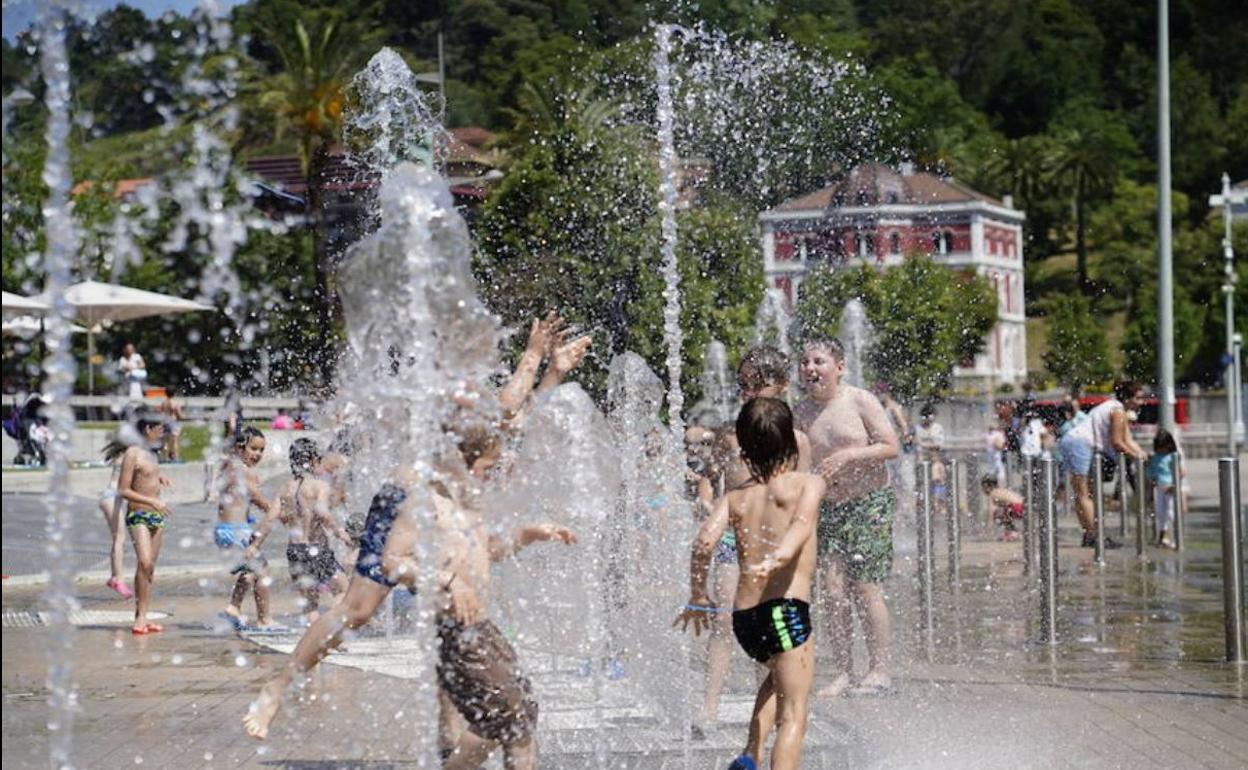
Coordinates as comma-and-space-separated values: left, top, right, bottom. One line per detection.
889, 233, 901, 254
932, 232, 943, 255
942, 230, 953, 254
865, 233, 876, 255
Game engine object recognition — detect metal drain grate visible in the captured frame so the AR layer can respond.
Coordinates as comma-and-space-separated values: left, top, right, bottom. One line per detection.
2, 609, 170, 628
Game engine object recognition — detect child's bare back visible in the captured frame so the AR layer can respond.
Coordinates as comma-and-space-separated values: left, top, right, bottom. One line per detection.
728, 471, 824, 610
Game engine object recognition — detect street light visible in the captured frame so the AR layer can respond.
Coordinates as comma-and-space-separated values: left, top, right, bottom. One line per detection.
1210, 172, 1247, 456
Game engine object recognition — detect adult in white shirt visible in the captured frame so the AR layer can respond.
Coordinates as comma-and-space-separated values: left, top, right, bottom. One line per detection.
1057, 380, 1148, 549
118, 342, 147, 400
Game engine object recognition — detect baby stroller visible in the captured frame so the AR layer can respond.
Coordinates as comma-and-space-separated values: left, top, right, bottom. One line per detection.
3, 394, 50, 466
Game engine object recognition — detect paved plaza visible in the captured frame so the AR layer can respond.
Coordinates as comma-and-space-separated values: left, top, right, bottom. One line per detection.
2, 459, 1247, 769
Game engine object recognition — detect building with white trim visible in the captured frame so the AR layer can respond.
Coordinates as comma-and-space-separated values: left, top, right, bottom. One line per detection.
759, 163, 1028, 385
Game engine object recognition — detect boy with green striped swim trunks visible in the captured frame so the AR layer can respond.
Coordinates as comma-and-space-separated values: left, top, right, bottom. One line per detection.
678, 398, 826, 770
816, 486, 896, 584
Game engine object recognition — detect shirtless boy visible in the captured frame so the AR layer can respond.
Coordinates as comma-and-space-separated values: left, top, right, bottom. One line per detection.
216, 427, 278, 629
250, 438, 353, 623
981, 475, 1024, 542
693, 345, 811, 737
241, 418, 576, 767
793, 335, 900, 697
679, 397, 825, 770
103, 409, 172, 634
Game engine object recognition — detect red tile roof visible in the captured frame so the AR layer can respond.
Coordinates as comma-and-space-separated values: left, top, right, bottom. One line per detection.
769, 163, 1004, 213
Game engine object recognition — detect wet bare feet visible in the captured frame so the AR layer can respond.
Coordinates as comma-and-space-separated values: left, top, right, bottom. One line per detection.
848, 669, 893, 696
242, 681, 282, 740
816, 671, 852, 699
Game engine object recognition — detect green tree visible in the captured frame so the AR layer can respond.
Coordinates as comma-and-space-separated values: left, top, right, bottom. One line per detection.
1048, 101, 1138, 293
1041, 294, 1113, 388
253, 10, 378, 385
475, 82, 761, 407
795, 256, 997, 401
1121, 283, 1206, 384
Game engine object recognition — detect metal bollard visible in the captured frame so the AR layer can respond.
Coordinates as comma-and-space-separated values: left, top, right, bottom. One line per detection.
1173, 451, 1185, 551
1213, 456, 1243, 658
917, 460, 935, 644
1135, 454, 1147, 557
1039, 458, 1058, 644
1116, 456, 1129, 537
967, 453, 982, 528
1219, 458, 1245, 663
948, 458, 962, 586
1093, 454, 1106, 564
1023, 455, 1034, 577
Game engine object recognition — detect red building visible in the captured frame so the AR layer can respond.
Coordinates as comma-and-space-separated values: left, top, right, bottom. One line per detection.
759, 163, 1028, 385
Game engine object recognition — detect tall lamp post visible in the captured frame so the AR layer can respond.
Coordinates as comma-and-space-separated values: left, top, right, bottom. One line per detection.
1156, 0, 1176, 433
1210, 173, 1246, 457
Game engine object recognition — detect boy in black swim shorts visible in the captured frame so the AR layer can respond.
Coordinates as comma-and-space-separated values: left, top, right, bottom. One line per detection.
678, 397, 825, 770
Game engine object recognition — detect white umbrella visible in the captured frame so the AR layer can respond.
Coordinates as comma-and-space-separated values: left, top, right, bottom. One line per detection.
1, 291, 51, 317
33, 280, 215, 394
1, 315, 88, 337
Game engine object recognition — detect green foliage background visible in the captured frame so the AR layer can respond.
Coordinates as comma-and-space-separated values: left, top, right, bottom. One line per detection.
3, 0, 1247, 399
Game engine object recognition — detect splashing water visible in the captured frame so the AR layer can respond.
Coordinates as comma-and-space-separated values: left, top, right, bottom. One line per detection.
840, 297, 873, 388
345, 47, 444, 176
37, 4, 81, 768
753, 288, 792, 356
694, 339, 735, 426
653, 24, 687, 447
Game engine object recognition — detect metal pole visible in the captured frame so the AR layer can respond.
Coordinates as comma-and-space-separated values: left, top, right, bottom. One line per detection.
1116, 456, 1128, 538
1173, 451, 1185, 551
1222, 173, 1237, 458
1219, 458, 1244, 663
1023, 455, 1034, 576
949, 458, 962, 586
1156, 0, 1176, 435
918, 460, 934, 645
1135, 454, 1147, 557
967, 453, 982, 528
1039, 458, 1058, 644
1094, 454, 1106, 564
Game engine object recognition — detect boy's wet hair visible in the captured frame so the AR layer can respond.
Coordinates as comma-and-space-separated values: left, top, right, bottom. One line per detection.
235, 425, 264, 449
736, 397, 798, 482
801, 334, 845, 362
980, 474, 999, 490
443, 406, 503, 469
1112, 379, 1142, 403
290, 437, 321, 478
921, 402, 937, 418
738, 345, 789, 387
1153, 428, 1177, 455
102, 406, 165, 462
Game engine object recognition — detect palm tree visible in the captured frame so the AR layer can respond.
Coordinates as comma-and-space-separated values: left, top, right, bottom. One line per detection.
259, 14, 369, 387
1049, 124, 1123, 295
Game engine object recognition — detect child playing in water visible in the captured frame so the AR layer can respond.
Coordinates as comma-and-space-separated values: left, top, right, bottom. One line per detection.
103, 408, 172, 634
248, 438, 353, 624
98, 460, 133, 599
1146, 429, 1182, 549
692, 346, 811, 739
981, 475, 1024, 542
216, 426, 279, 630
678, 397, 825, 770
241, 415, 575, 761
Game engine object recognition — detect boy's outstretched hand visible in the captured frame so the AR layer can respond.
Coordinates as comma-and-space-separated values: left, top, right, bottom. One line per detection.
526, 523, 577, 546
674, 596, 715, 636
550, 333, 592, 375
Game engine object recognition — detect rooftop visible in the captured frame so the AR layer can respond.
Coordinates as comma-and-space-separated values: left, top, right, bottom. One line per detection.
766, 163, 1007, 215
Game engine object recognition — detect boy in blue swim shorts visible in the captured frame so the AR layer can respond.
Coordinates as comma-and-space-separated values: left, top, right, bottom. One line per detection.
216, 427, 277, 629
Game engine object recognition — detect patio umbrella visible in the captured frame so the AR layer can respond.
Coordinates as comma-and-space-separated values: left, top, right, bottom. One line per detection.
32, 280, 215, 393
1, 315, 88, 336
1, 291, 51, 317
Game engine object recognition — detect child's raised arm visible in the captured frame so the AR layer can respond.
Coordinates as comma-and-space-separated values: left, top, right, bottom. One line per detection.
676, 495, 730, 636
488, 522, 577, 561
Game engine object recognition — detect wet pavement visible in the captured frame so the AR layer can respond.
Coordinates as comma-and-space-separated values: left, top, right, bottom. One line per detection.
2, 472, 1247, 769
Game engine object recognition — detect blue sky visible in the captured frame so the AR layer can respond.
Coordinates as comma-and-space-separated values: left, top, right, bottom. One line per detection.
3, 1, 246, 41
